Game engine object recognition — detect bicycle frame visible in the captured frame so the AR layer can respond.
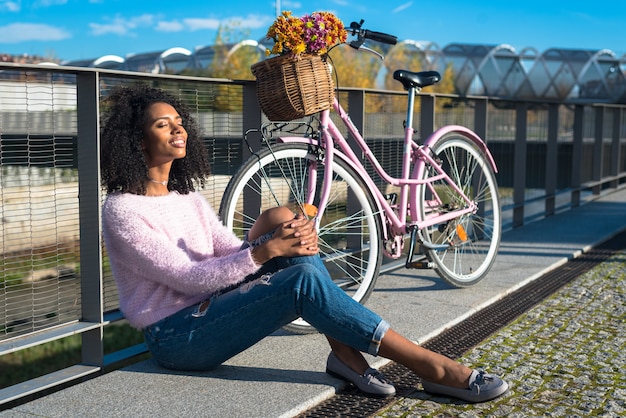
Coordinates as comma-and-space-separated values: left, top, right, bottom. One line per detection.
277, 91, 498, 259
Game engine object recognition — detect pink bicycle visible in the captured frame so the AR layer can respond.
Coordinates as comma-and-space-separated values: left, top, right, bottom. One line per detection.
220, 21, 501, 332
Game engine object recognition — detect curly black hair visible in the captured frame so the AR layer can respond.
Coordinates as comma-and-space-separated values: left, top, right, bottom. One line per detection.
100, 83, 211, 195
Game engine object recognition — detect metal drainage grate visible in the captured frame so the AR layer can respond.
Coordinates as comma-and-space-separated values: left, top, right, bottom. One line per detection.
297, 230, 626, 417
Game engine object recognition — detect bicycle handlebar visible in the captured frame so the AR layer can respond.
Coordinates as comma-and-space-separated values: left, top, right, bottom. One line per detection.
348, 20, 398, 49
362, 29, 397, 45
346, 20, 397, 59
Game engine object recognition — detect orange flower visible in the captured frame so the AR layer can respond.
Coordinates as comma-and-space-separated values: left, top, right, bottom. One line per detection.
265, 11, 347, 57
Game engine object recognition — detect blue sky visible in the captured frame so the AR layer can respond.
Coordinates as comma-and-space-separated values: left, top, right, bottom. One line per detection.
1, 0, 625, 62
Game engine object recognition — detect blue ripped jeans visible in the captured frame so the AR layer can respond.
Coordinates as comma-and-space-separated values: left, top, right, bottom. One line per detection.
143, 254, 389, 371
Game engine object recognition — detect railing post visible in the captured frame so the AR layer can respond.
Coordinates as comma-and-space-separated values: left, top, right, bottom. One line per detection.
240, 81, 264, 221
76, 70, 104, 366
242, 81, 262, 160
472, 98, 489, 221
610, 107, 622, 189
348, 89, 366, 153
346, 90, 366, 263
592, 106, 605, 195
545, 103, 559, 216
513, 102, 528, 228
473, 98, 488, 142
571, 105, 584, 207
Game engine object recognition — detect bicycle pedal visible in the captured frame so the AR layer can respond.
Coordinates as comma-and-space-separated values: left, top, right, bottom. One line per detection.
406, 261, 434, 269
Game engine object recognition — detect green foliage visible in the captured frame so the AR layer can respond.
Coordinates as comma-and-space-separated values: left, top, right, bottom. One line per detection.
180, 23, 263, 82
328, 44, 382, 89
0, 241, 79, 287
0, 323, 147, 389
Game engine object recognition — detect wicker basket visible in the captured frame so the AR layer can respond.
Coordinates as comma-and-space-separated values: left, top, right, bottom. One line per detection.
251, 54, 334, 121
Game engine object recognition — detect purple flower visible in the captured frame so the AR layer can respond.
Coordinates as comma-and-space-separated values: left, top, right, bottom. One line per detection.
302, 13, 329, 53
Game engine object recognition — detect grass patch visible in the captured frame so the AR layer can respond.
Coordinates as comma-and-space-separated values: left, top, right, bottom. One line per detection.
0, 322, 147, 390
0, 240, 81, 287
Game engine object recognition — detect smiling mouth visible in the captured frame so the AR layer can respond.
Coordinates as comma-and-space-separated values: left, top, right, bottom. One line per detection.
171, 138, 186, 147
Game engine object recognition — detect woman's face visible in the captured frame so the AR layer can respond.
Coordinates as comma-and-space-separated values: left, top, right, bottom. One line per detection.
142, 102, 188, 167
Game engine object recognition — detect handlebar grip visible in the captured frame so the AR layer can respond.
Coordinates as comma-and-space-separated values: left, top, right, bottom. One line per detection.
363, 30, 397, 45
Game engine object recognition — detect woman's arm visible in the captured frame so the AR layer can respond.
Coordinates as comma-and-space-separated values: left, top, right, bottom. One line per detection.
103, 195, 260, 296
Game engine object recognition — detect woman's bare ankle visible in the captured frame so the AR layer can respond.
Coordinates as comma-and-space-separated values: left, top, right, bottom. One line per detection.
327, 338, 369, 375
426, 364, 473, 388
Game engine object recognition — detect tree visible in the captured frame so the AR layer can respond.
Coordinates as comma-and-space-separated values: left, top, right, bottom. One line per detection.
206, 24, 262, 81
326, 45, 381, 90
179, 24, 265, 111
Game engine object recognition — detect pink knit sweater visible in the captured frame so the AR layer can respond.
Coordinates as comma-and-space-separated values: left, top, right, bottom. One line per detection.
102, 191, 261, 329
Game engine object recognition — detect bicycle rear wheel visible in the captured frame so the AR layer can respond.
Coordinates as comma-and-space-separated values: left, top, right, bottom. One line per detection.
417, 133, 501, 287
219, 143, 383, 333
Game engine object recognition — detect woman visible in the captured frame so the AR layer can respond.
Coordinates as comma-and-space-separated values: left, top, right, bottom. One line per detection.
100, 83, 509, 402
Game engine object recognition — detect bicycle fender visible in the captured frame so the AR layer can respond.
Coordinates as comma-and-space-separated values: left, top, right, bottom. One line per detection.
424, 125, 498, 173
276, 136, 390, 242
276, 136, 318, 146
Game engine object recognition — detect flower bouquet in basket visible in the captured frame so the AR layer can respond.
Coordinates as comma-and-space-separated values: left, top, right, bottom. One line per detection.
251, 11, 348, 121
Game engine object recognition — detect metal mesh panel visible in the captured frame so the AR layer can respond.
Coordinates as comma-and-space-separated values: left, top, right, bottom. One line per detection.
603, 110, 614, 178
0, 71, 81, 340
486, 102, 516, 210
364, 92, 405, 196
557, 105, 575, 185
436, 98, 476, 130
525, 106, 549, 203
622, 140, 626, 174
581, 108, 596, 185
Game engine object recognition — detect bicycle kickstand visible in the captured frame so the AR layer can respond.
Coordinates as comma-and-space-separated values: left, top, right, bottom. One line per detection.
405, 226, 434, 269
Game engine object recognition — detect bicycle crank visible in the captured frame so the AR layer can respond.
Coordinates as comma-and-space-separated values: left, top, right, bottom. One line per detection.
405, 227, 436, 269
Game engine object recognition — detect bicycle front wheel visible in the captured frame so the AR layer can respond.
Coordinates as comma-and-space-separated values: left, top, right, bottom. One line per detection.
417, 133, 501, 287
219, 143, 383, 333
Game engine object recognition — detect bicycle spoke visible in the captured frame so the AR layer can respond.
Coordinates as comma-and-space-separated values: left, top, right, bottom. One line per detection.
419, 134, 501, 287
220, 143, 382, 332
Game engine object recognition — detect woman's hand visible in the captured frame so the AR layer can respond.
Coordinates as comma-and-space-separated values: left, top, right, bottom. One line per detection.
270, 214, 318, 256
251, 215, 318, 263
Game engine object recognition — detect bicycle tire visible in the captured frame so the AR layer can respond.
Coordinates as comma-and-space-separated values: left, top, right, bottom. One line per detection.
219, 143, 383, 333
416, 133, 501, 287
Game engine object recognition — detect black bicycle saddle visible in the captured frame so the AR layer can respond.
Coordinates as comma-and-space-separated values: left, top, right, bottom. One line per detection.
393, 70, 441, 90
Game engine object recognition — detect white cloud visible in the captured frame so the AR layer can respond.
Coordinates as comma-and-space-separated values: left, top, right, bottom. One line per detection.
156, 21, 185, 32
90, 19, 129, 36
0, 22, 70, 42
89, 14, 156, 36
233, 15, 274, 29
90, 13, 273, 37
130, 14, 155, 26
0, 1, 21, 12
36, 0, 67, 6
392, 2, 413, 13
183, 17, 221, 31
154, 14, 273, 33
282, 0, 302, 8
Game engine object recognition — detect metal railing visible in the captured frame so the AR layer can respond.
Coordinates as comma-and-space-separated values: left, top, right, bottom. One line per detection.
0, 62, 624, 407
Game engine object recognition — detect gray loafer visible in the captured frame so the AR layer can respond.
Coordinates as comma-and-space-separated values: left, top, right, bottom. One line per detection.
326, 352, 396, 397
421, 370, 508, 403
